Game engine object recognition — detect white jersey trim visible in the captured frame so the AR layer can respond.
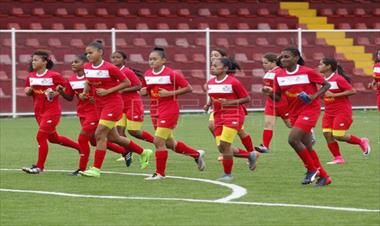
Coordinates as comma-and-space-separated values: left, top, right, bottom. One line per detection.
277, 74, 310, 86
285, 65, 300, 75
208, 84, 233, 93
263, 72, 275, 80
145, 75, 171, 85
70, 81, 86, 90
84, 69, 110, 78
152, 66, 166, 75
328, 81, 339, 90
29, 77, 54, 86
374, 67, 380, 73
36, 69, 48, 77
91, 60, 104, 69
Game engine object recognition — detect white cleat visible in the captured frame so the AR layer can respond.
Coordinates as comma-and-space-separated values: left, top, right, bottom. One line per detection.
145, 173, 165, 180
195, 150, 206, 171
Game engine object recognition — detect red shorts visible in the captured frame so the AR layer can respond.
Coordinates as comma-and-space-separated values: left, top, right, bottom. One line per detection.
290, 110, 320, 133
79, 115, 99, 134
35, 113, 60, 132
124, 102, 144, 122
96, 101, 123, 122
214, 113, 245, 132
322, 113, 352, 131
151, 113, 179, 130
264, 103, 289, 119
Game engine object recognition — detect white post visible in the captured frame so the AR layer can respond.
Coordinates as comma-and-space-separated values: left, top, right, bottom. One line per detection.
205, 28, 210, 104
11, 28, 16, 118
298, 28, 302, 55
111, 28, 116, 52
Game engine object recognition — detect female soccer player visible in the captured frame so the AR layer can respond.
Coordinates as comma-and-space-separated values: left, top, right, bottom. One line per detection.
57, 54, 134, 175
22, 50, 80, 174
369, 49, 380, 111
207, 57, 259, 181
79, 41, 152, 177
142, 47, 205, 180
259, 53, 291, 152
264, 47, 331, 187
204, 48, 254, 159
318, 58, 371, 164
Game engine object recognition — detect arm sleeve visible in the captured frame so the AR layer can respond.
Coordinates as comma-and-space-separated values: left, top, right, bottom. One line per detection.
233, 79, 249, 98
337, 76, 353, 91
308, 69, 325, 85
25, 75, 30, 87
64, 79, 75, 96
125, 69, 142, 86
173, 71, 189, 88
53, 73, 67, 86
109, 65, 127, 81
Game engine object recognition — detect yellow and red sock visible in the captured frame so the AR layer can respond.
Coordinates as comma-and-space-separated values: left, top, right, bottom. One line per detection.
155, 149, 168, 176
240, 135, 254, 152
78, 134, 91, 171
174, 141, 200, 158
36, 131, 49, 169
107, 142, 125, 154
127, 141, 143, 154
93, 149, 106, 169
48, 132, 80, 152
234, 149, 249, 158
222, 158, 233, 174
310, 150, 328, 178
327, 142, 341, 158
141, 131, 154, 143
346, 135, 361, 145
263, 129, 273, 148
296, 148, 317, 171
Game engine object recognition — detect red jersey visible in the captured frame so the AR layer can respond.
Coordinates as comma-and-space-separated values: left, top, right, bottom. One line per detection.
207, 74, 249, 117
263, 66, 288, 108
65, 74, 96, 118
25, 69, 66, 116
274, 65, 325, 117
373, 62, 380, 91
323, 72, 353, 115
143, 66, 189, 116
83, 60, 127, 107
119, 65, 143, 110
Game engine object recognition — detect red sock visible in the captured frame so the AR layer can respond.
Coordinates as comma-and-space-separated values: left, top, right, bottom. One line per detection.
240, 135, 254, 152
48, 132, 80, 152
346, 135, 362, 145
93, 149, 106, 169
263, 129, 273, 148
155, 150, 168, 176
78, 134, 91, 171
141, 131, 154, 143
222, 158, 233, 174
310, 150, 328, 178
234, 149, 249, 158
174, 141, 200, 158
127, 141, 144, 154
327, 142, 341, 158
106, 142, 126, 154
36, 131, 49, 169
296, 148, 317, 171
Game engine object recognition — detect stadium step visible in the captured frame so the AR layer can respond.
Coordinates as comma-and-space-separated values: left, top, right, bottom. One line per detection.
281, 2, 373, 75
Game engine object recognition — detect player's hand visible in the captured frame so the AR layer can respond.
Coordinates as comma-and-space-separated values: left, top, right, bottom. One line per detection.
78, 93, 88, 101
297, 91, 312, 104
324, 91, 335, 98
96, 88, 109, 96
140, 87, 148, 96
203, 104, 210, 112
56, 85, 65, 94
88, 96, 95, 104
262, 86, 273, 96
219, 98, 233, 106
24, 87, 33, 96
158, 88, 173, 97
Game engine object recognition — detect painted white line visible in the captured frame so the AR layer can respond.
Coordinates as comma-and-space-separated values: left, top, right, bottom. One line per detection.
1, 168, 379, 213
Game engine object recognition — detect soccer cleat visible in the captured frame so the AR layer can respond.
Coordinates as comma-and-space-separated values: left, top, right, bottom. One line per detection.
140, 149, 153, 169
69, 169, 82, 176
359, 138, 371, 156
145, 173, 165, 180
22, 165, 42, 174
255, 144, 269, 153
315, 176, 332, 187
195, 150, 206, 171
302, 170, 319, 185
217, 155, 223, 161
248, 151, 260, 171
80, 167, 101, 178
123, 151, 133, 167
326, 157, 345, 165
217, 174, 234, 182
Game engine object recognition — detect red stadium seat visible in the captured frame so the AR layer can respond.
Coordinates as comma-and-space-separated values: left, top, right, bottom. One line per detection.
195, 37, 206, 46
70, 39, 85, 48
353, 82, 366, 91
375, 37, 380, 45
158, 8, 172, 17
338, 23, 351, 29
115, 23, 128, 29
61, 70, 72, 78
320, 8, 334, 17
302, 38, 309, 46
216, 38, 229, 48
257, 8, 271, 17
7, 23, 20, 29
234, 53, 250, 62
256, 37, 269, 46
64, 54, 76, 63
217, 23, 229, 29
277, 9, 289, 17
198, 8, 211, 17
51, 23, 65, 29
252, 53, 263, 62
217, 8, 231, 17
0, 71, 9, 81
197, 23, 209, 29
237, 23, 250, 29
175, 38, 190, 48
30, 23, 43, 29
237, 8, 252, 17
174, 54, 188, 63
177, 8, 191, 17
154, 38, 168, 47
2, 38, 11, 47
235, 37, 249, 47
136, 23, 149, 29
94, 23, 108, 29
354, 23, 367, 29
352, 69, 366, 77
32, 8, 47, 17
336, 8, 350, 17
251, 84, 263, 93
372, 8, 380, 16
252, 68, 265, 78
193, 54, 206, 63
48, 38, 63, 48
74, 23, 87, 29
0, 55, 11, 64
116, 38, 127, 47
353, 8, 367, 17
26, 38, 40, 48
312, 52, 325, 60
138, 8, 153, 17
55, 8, 70, 17
191, 69, 205, 79
276, 37, 290, 46
133, 38, 147, 47
117, 8, 133, 17
315, 38, 327, 46
17, 70, 29, 80
19, 54, 31, 64
177, 23, 190, 29
277, 23, 289, 29
257, 23, 271, 30
96, 8, 110, 17
11, 8, 27, 17
335, 53, 346, 61
129, 54, 145, 63
157, 23, 170, 29
373, 23, 380, 29
192, 85, 204, 94
75, 8, 90, 17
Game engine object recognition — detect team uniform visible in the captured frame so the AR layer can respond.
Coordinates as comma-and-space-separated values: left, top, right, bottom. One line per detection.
23, 69, 80, 172
263, 67, 289, 118
373, 62, 380, 111
116, 66, 145, 130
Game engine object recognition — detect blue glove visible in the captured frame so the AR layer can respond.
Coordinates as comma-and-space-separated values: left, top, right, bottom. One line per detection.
298, 91, 312, 104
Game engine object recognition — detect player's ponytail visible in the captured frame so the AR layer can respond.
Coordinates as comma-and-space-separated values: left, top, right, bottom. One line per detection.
283, 47, 305, 66
322, 57, 352, 83
152, 47, 166, 59
28, 49, 54, 72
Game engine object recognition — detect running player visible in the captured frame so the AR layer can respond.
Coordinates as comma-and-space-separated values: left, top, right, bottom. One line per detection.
259, 53, 291, 152
318, 57, 371, 164
79, 41, 152, 178
22, 50, 80, 174
207, 57, 259, 181
142, 47, 205, 180
265, 48, 332, 187
369, 49, 380, 111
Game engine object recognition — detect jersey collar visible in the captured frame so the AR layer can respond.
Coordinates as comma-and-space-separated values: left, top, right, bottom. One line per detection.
36, 69, 48, 77
119, 65, 125, 71
215, 74, 229, 83
325, 72, 335, 81
286, 64, 299, 75
152, 65, 165, 75
92, 60, 104, 69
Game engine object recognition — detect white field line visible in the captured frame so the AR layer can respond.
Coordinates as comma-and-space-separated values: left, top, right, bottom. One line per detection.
1, 169, 379, 213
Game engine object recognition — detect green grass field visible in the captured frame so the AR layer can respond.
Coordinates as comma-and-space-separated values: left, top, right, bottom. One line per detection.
0, 111, 379, 226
